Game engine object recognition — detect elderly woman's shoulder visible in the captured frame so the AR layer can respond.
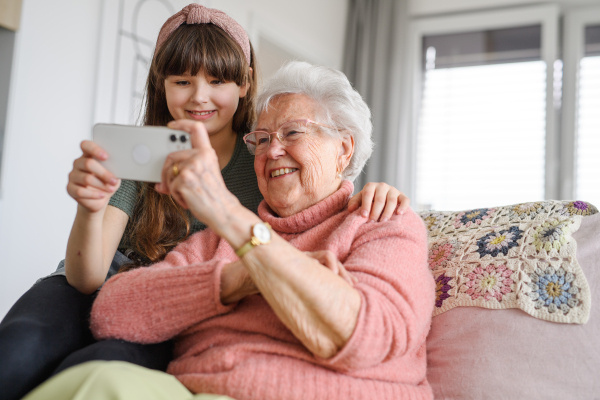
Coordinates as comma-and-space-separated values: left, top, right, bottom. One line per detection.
347, 207, 428, 243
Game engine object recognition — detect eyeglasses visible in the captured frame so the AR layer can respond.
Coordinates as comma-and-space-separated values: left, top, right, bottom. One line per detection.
243, 119, 337, 155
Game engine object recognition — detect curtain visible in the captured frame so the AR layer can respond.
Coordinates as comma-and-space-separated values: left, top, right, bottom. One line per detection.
343, 0, 412, 197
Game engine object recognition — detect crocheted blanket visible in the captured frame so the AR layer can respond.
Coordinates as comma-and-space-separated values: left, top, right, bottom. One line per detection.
418, 200, 598, 324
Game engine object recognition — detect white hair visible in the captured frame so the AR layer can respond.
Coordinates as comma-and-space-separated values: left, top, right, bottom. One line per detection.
255, 61, 373, 182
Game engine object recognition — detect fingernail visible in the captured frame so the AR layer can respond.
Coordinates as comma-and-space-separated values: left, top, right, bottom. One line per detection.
109, 178, 117, 185
361, 210, 368, 218
382, 217, 389, 222
97, 193, 104, 199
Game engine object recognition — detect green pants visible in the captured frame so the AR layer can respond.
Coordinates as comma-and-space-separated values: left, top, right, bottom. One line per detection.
23, 361, 235, 400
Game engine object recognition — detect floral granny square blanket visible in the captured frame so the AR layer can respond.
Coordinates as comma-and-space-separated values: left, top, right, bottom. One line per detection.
418, 200, 598, 324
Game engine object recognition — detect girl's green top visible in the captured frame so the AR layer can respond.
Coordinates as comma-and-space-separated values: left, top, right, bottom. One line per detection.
108, 133, 263, 252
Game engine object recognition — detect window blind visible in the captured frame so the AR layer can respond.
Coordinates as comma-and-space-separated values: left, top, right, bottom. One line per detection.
576, 24, 600, 206
416, 27, 546, 211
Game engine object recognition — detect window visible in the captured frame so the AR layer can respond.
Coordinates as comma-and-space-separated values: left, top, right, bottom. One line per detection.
576, 24, 600, 206
562, 7, 600, 209
409, 6, 559, 211
416, 26, 546, 210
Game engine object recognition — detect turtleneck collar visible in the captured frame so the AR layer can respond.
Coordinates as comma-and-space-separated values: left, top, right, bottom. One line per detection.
258, 180, 354, 234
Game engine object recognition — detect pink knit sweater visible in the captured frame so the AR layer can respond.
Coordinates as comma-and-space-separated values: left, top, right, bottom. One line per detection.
91, 181, 435, 400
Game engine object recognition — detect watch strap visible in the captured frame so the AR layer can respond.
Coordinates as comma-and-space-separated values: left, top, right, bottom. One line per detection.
235, 237, 258, 258
235, 222, 271, 258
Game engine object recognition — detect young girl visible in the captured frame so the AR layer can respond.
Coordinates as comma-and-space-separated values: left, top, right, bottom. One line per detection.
0, 4, 409, 400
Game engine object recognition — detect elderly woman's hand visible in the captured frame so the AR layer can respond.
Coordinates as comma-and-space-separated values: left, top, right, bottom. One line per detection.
220, 260, 259, 304
221, 251, 357, 306
155, 120, 242, 229
347, 182, 410, 222
304, 251, 357, 286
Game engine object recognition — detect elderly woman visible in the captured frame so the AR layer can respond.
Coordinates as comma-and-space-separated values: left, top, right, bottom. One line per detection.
24, 62, 435, 400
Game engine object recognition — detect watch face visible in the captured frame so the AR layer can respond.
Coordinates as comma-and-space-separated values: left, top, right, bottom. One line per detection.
253, 223, 271, 243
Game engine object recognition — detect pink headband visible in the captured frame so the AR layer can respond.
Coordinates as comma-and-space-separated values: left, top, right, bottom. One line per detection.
155, 3, 251, 65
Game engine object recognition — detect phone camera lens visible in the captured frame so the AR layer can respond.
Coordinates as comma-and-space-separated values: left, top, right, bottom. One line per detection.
170, 134, 177, 142
180, 135, 187, 143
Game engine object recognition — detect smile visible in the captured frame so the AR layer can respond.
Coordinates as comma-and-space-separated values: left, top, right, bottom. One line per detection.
188, 110, 214, 116
271, 168, 298, 178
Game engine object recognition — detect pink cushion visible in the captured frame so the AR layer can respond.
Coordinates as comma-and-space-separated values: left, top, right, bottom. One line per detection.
426, 212, 600, 399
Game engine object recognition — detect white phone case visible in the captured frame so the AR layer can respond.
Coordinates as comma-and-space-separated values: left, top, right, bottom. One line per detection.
93, 124, 192, 182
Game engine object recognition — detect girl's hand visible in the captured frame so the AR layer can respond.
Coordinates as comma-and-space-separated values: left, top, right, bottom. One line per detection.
347, 182, 410, 222
304, 250, 357, 286
155, 120, 238, 227
67, 141, 120, 214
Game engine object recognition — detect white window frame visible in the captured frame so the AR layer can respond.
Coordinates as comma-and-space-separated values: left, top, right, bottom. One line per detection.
561, 6, 600, 199
405, 5, 560, 204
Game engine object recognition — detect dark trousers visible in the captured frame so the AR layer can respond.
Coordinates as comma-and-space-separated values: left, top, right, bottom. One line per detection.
0, 276, 172, 400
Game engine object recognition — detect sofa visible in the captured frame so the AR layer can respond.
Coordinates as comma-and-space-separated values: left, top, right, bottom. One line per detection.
418, 200, 599, 399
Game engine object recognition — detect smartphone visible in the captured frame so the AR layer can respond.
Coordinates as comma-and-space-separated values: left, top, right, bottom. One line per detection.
92, 123, 192, 182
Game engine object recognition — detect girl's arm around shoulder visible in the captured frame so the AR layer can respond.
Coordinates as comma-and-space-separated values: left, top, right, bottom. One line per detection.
318, 208, 434, 372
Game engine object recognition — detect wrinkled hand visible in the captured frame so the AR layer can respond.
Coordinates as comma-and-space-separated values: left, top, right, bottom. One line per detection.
220, 260, 259, 304
304, 250, 357, 286
347, 182, 410, 222
67, 141, 120, 214
155, 120, 239, 227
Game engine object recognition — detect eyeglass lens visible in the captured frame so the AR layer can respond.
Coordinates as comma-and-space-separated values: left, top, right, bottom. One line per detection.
247, 120, 311, 154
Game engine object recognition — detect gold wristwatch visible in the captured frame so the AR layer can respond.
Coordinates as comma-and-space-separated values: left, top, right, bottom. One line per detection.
235, 222, 272, 258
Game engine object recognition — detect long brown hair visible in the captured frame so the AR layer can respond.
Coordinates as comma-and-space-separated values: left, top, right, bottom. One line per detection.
123, 23, 257, 269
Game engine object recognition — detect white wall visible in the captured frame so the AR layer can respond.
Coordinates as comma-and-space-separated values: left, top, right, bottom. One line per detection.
0, 0, 103, 318
245, 0, 348, 68
0, 0, 348, 319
